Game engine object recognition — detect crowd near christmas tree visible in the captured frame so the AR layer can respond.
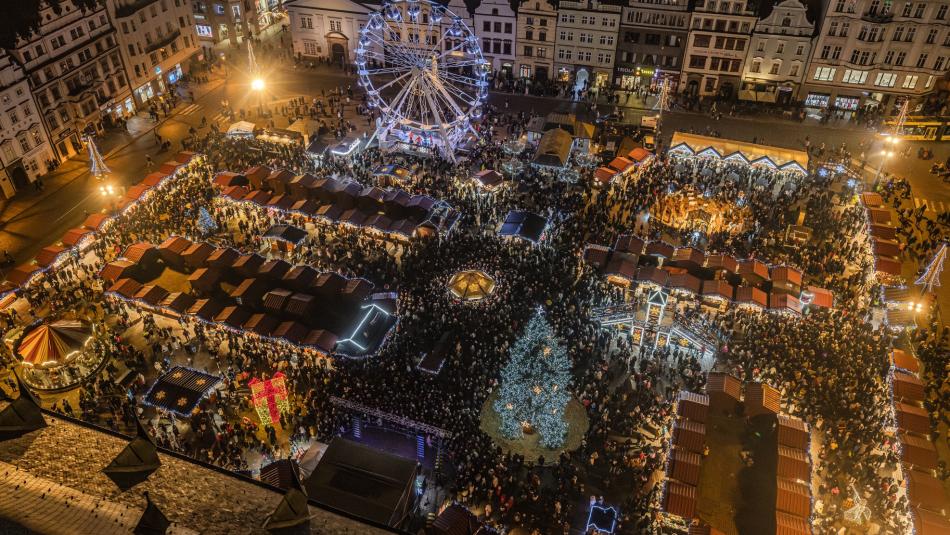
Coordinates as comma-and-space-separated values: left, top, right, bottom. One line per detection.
0, 100, 945, 535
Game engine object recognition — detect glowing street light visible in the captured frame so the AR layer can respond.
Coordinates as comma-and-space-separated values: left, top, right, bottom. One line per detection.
251, 77, 266, 116
251, 78, 265, 92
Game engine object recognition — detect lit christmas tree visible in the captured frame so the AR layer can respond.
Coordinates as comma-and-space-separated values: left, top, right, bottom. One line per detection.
915, 242, 946, 294
493, 310, 571, 448
87, 136, 110, 178
196, 206, 217, 236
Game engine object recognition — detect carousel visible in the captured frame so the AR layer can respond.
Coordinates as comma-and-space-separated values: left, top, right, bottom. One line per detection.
14, 320, 105, 391
447, 270, 496, 302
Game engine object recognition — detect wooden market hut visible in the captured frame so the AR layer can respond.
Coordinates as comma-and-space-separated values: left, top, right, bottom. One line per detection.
108, 278, 143, 298
100, 260, 139, 284
614, 234, 645, 257
284, 293, 315, 319
207, 247, 241, 269
243, 313, 280, 337
705, 372, 741, 413
771, 266, 803, 295
262, 288, 293, 315
777, 415, 809, 450
702, 279, 734, 302
182, 242, 215, 271
896, 402, 931, 435
776, 445, 810, 480
258, 259, 292, 281
157, 236, 192, 270
232, 253, 266, 278
677, 392, 709, 423
230, 278, 270, 308
672, 418, 706, 453
704, 254, 739, 274
188, 268, 223, 295
775, 477, 811, 518
282, 265, 318, 291
738, 259, 770, 283
735, 286, 768, 309
745, 382, 781, 417
901, 433, 938, 471
133, 284, 169, 306
215, 306, 253, 329
668, 272, 702, 295
667, 448, 701, 485
662, 480, 697, 519
775, 510, 811, 535
893, 371, 926, 402
273, 321, 310, 344
159, 292, 196, 315
123, 242, 160, 269
303, 329, 338, 353
187, 298, 224, 321
890, 348, 920, 374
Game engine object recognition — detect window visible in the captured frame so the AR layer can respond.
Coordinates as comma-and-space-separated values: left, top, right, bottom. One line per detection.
796, 44, 804, 55
7, 110, 19, 125
776, 42, 784, 53
901, 2, 912, 15
580, 51, 591, 61
935, 57, 946, 71
523, 45, 533, 57
503, 41, 511, 55
750, 58, 761, 72
756, 40, 765, 51
694, 35, 711, 47
213, 4, 224, 15
537, 47, 546, 58
926, 29, 937, 44
905, 27, 915, 42
483, 21, 490, 31
902, 75, 918, 88
597, 52, 604, 63
874, 72, 896, 86
893, 26, 903, 40
16, 133, 30, 153
828, 21, 838, 36
895, 51, 906, 65
938, 4, 948, 19
494, 22, 501, 33
842, 69, 868, 84
883, 50, 894, 64
789, 63, 799, 76
835, 0, 845, 11
913, 2, 924, 17
813, 66, 836, 80
868, 0, 880, 14
688, 55, 706, 68
769, 61, 780, 74
504, 23, 512, 33
539, 32, 546, 41
526, 16, 534, 25
857, 26, 868, 40
840, 23, 849, 36
231, 5, 240, 18
916, 53, 927, 67
329, 19, 341, 32
820, 45, 831, 59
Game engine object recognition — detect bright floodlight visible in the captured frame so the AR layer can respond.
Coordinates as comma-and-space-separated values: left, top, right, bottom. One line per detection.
251, 78, 265, 91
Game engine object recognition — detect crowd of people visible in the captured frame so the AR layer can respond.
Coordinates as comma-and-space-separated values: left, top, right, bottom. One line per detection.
0, 95, 942, 535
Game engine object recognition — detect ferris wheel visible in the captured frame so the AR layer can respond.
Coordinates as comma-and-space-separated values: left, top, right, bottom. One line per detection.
356, 0, 489, 161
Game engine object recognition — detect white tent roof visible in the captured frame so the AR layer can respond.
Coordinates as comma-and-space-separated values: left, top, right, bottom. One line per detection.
227, 121, 256, 136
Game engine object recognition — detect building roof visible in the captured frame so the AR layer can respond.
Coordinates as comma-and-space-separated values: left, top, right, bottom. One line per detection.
533, 128, 573, 167
304, 438, 417, 528
669, 131, 809, 172
0, 410, 391, 535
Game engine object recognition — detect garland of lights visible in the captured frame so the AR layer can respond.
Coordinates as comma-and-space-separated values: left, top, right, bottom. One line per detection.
493, 309, 571, 449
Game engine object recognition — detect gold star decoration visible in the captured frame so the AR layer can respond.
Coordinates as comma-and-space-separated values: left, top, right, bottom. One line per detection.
155, 391, 166, 400
532, 385, 542, 395
171, 371, 183, 379
196, 379, 207, 386
505, 403, 513, 410
177, 397, 188, 407
542, 346, 551, 356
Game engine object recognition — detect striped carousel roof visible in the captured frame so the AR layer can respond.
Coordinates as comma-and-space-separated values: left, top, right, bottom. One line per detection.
16, 320, 92, 368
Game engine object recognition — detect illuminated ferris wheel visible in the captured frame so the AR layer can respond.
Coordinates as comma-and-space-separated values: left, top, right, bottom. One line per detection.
356, 0, 489, 161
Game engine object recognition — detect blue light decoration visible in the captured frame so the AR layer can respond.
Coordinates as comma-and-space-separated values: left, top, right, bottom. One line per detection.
493, 309, 571, 449
586, 504, 618, 534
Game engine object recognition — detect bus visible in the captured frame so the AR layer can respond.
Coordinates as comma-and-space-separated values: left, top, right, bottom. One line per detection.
882, 116, 950, 141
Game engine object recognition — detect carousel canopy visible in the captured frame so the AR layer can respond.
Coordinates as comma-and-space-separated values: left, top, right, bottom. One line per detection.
448, 270, 496, 301
16, 320, 92, 368
669, 132, 809, 173
143, 366, 221, 416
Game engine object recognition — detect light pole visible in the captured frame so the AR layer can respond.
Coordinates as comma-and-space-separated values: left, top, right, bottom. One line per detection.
251, 77, 265, 117
872, 135, 899, 186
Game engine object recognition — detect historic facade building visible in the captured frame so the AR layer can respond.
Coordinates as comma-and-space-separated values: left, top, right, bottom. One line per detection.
5, 1, 129, 161
516, 0, 558, 81
108, 0, 201, 107
473, 0, 518, 80
801, 0, 949, 112
285, 0, 376, 64
554, 0, 623, 92
681, 0, 758, 98
193, 0, 261, 50
0, 52, 54, 198
616, 0, 690, 90
740, 0, 816, 103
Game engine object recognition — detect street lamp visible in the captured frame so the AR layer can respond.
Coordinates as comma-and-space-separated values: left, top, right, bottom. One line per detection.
251, 77, 265, 116
873, 146, 895, 185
